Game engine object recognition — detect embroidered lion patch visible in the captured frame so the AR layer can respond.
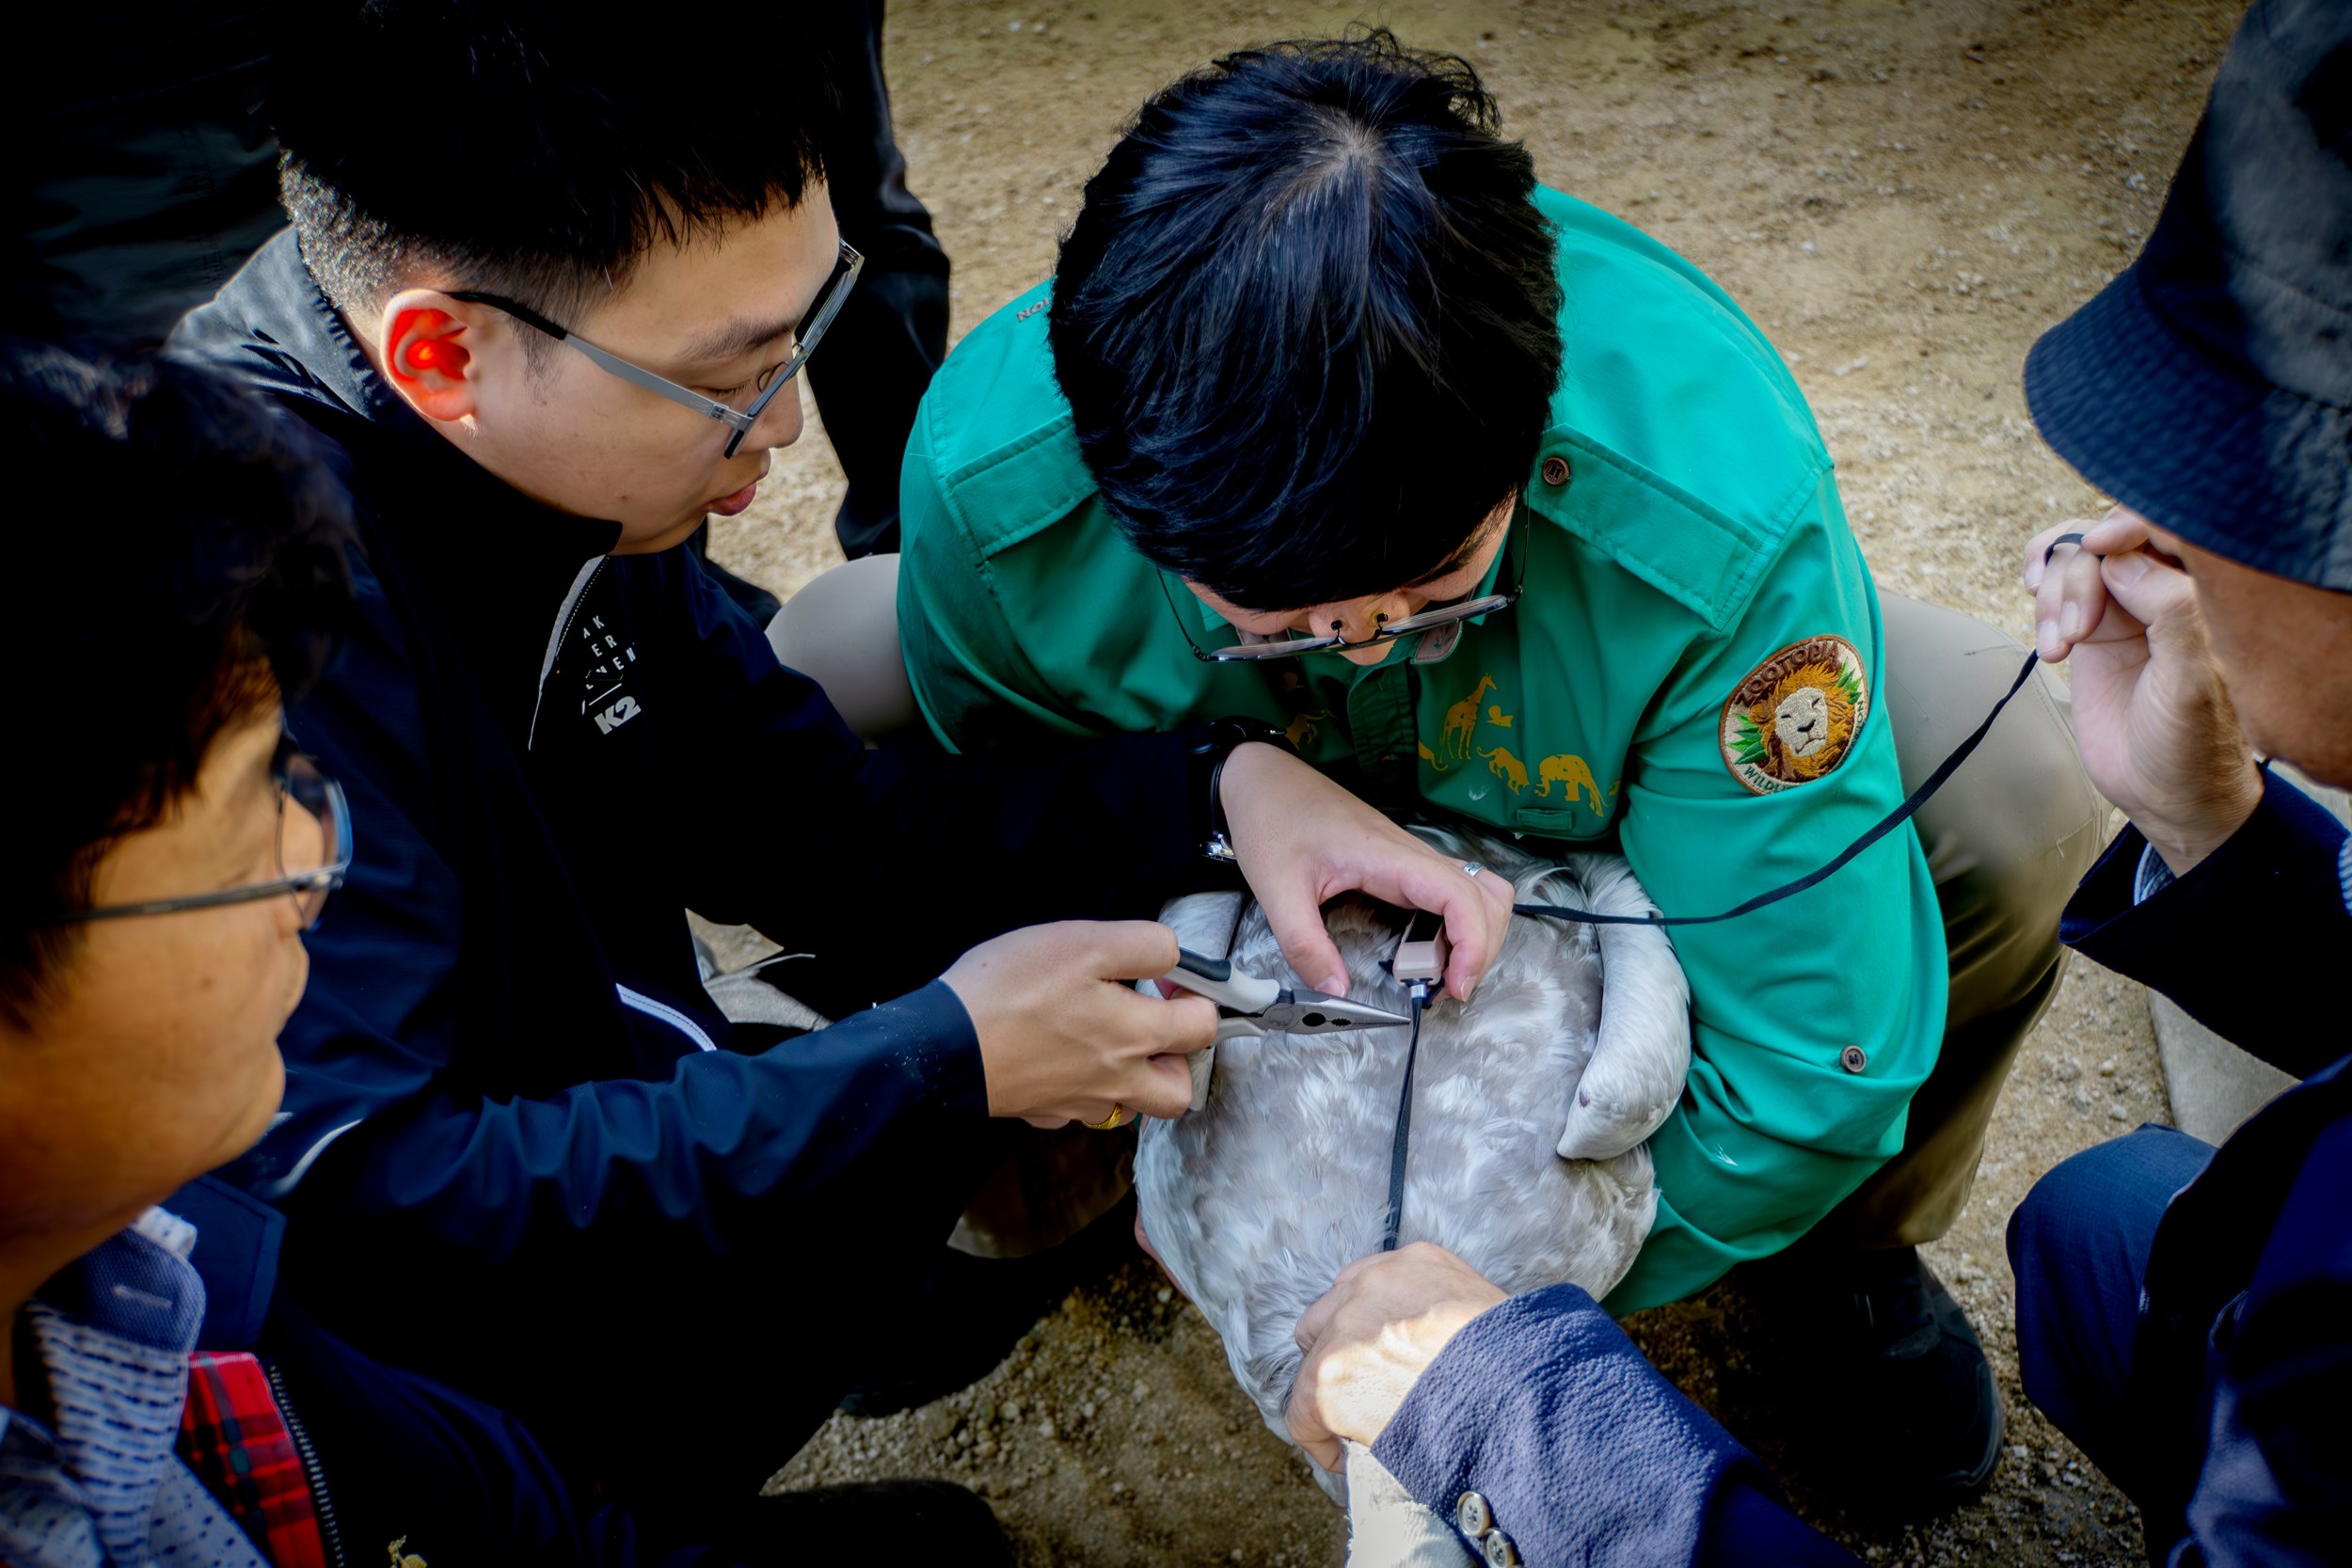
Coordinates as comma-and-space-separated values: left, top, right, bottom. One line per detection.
1719, 635, 1869, 794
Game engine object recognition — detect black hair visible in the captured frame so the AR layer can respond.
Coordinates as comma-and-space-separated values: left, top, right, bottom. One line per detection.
1049, 31, 1564, 611
0, 341, 357, 1025
271, 0, 843, 350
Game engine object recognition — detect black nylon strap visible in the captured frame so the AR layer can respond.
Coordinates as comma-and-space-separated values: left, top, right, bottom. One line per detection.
1381, 643, 2046, 1247
1380, 989, 1431, 1253
1511, 646, 2042, 929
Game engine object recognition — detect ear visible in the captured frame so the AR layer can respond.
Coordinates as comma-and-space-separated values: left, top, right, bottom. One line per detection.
376, 291, 485, 423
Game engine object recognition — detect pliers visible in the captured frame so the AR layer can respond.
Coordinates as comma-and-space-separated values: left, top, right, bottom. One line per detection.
1160, 948, 1415, 1113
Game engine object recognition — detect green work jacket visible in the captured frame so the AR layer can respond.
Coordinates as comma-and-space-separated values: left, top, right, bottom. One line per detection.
898, 185, 1947, 1310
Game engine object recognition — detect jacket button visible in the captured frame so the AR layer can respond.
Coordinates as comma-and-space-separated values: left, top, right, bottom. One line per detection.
1840, 1045, 1868, 1073
1540, 455, 1570, 485
1483, 1528, 1521, 1567
1454, 1491, 1493, 1539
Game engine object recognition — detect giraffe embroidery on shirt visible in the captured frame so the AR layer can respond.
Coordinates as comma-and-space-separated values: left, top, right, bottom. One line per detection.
1441, 674, 1496, 762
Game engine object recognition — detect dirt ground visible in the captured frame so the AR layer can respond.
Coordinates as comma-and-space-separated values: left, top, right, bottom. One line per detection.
708, 2, 2249, 1562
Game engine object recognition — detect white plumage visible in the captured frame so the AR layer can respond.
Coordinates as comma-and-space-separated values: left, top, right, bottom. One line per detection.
1135, 823, 1692, 1510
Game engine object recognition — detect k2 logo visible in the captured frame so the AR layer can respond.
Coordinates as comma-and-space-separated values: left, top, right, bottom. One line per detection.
593, 695, 643, 735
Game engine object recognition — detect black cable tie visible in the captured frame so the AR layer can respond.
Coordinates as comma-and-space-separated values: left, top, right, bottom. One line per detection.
1512, 646, 2042, 929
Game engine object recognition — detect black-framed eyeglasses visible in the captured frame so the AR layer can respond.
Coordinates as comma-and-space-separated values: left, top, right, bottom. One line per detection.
1158, 511, 1525, 666
449, 240, 865, 459
44, 739, 353, 931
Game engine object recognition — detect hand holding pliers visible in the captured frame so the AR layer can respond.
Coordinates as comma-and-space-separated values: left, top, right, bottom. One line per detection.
1159, 947, 1414, 1113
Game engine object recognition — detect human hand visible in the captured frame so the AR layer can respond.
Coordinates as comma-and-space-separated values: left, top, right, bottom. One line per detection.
1286, 1243, 1507, 1472
1218, 743, 1514, 1002
2025, 509, 2263, 874
943, 921, 1217, 1125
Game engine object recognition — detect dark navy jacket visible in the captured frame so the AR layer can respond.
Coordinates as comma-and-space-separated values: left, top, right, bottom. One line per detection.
1369, 769, 2349, 1566
2064, 771, 2352, 1563
170, 231, 1229, 1505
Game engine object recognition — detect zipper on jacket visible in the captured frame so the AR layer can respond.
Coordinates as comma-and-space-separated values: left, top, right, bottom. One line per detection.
263, 1357, 347, 1568
615, 984, 720, 1053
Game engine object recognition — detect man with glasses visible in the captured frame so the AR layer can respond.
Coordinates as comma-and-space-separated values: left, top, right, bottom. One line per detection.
0, 340, 1065, 1567
890, 35, 2101, 1508
167, 1, 1513, 1534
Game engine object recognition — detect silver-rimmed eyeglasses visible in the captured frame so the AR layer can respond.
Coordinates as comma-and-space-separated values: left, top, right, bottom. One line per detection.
450, 240, 864, 459
45, 739, 353, 930
1158, 514, 1524, 666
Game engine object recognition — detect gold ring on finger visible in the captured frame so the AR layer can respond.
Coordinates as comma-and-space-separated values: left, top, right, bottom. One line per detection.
1082, 1104, 1133, 1132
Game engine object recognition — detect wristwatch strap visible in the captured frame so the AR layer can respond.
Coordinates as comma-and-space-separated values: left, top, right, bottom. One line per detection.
1187, 717, 1294, 862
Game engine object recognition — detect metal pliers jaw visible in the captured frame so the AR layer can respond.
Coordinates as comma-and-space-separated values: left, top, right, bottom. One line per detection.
1160, 948, 1415, 1114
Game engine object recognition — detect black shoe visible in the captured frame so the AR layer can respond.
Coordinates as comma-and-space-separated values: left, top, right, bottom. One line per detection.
751, 1480, 1011, 1566
1768, 1246, 2004, 1510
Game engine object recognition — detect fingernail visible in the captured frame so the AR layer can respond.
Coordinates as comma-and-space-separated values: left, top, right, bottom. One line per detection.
2058, 601, 2080, 640
1322, 974, 1348, 997
2037, 620, 2059, 659
2106, 552, 2149, 588
2025, 559, 2043, 590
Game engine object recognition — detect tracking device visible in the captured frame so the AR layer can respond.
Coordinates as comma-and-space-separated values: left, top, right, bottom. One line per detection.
1388, 909, 1451, 994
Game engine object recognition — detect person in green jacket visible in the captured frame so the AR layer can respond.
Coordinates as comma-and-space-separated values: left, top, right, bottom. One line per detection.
785, 34, 2100, 1507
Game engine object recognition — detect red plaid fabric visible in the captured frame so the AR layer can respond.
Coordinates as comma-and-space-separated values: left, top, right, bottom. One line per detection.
175, 1351, 328, 1568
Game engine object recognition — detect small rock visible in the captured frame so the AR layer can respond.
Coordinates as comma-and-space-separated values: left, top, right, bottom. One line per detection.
2098, 1058, 2117, 1077
1133, 1380, 1151, 1402
2107, 1104, 2128, 1121
1002, 1400, 1023, 1422
1156, 1287, 1173, 1305
1038, 1418, 1057, 1440
2051, 1057, 2081, 1082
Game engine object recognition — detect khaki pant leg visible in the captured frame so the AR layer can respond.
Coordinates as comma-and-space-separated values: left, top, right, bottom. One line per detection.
765, 552, 919, 742
1804, 592, 2106, 1250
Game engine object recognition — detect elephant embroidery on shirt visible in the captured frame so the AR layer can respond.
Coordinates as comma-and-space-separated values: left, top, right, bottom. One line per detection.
1535, 752, 1608, 818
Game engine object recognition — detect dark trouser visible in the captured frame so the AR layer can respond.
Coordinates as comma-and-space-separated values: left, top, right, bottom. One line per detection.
2007, 1126, 2217, 1532
691, 0, 946, 613
1804, 593, 2107, 1251
806, 0, 949, 560
268, 1287, 1002, 1567
8, 6, 283, 341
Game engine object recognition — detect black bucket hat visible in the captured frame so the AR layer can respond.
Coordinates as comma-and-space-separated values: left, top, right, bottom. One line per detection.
2025, 0, 2352, 590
